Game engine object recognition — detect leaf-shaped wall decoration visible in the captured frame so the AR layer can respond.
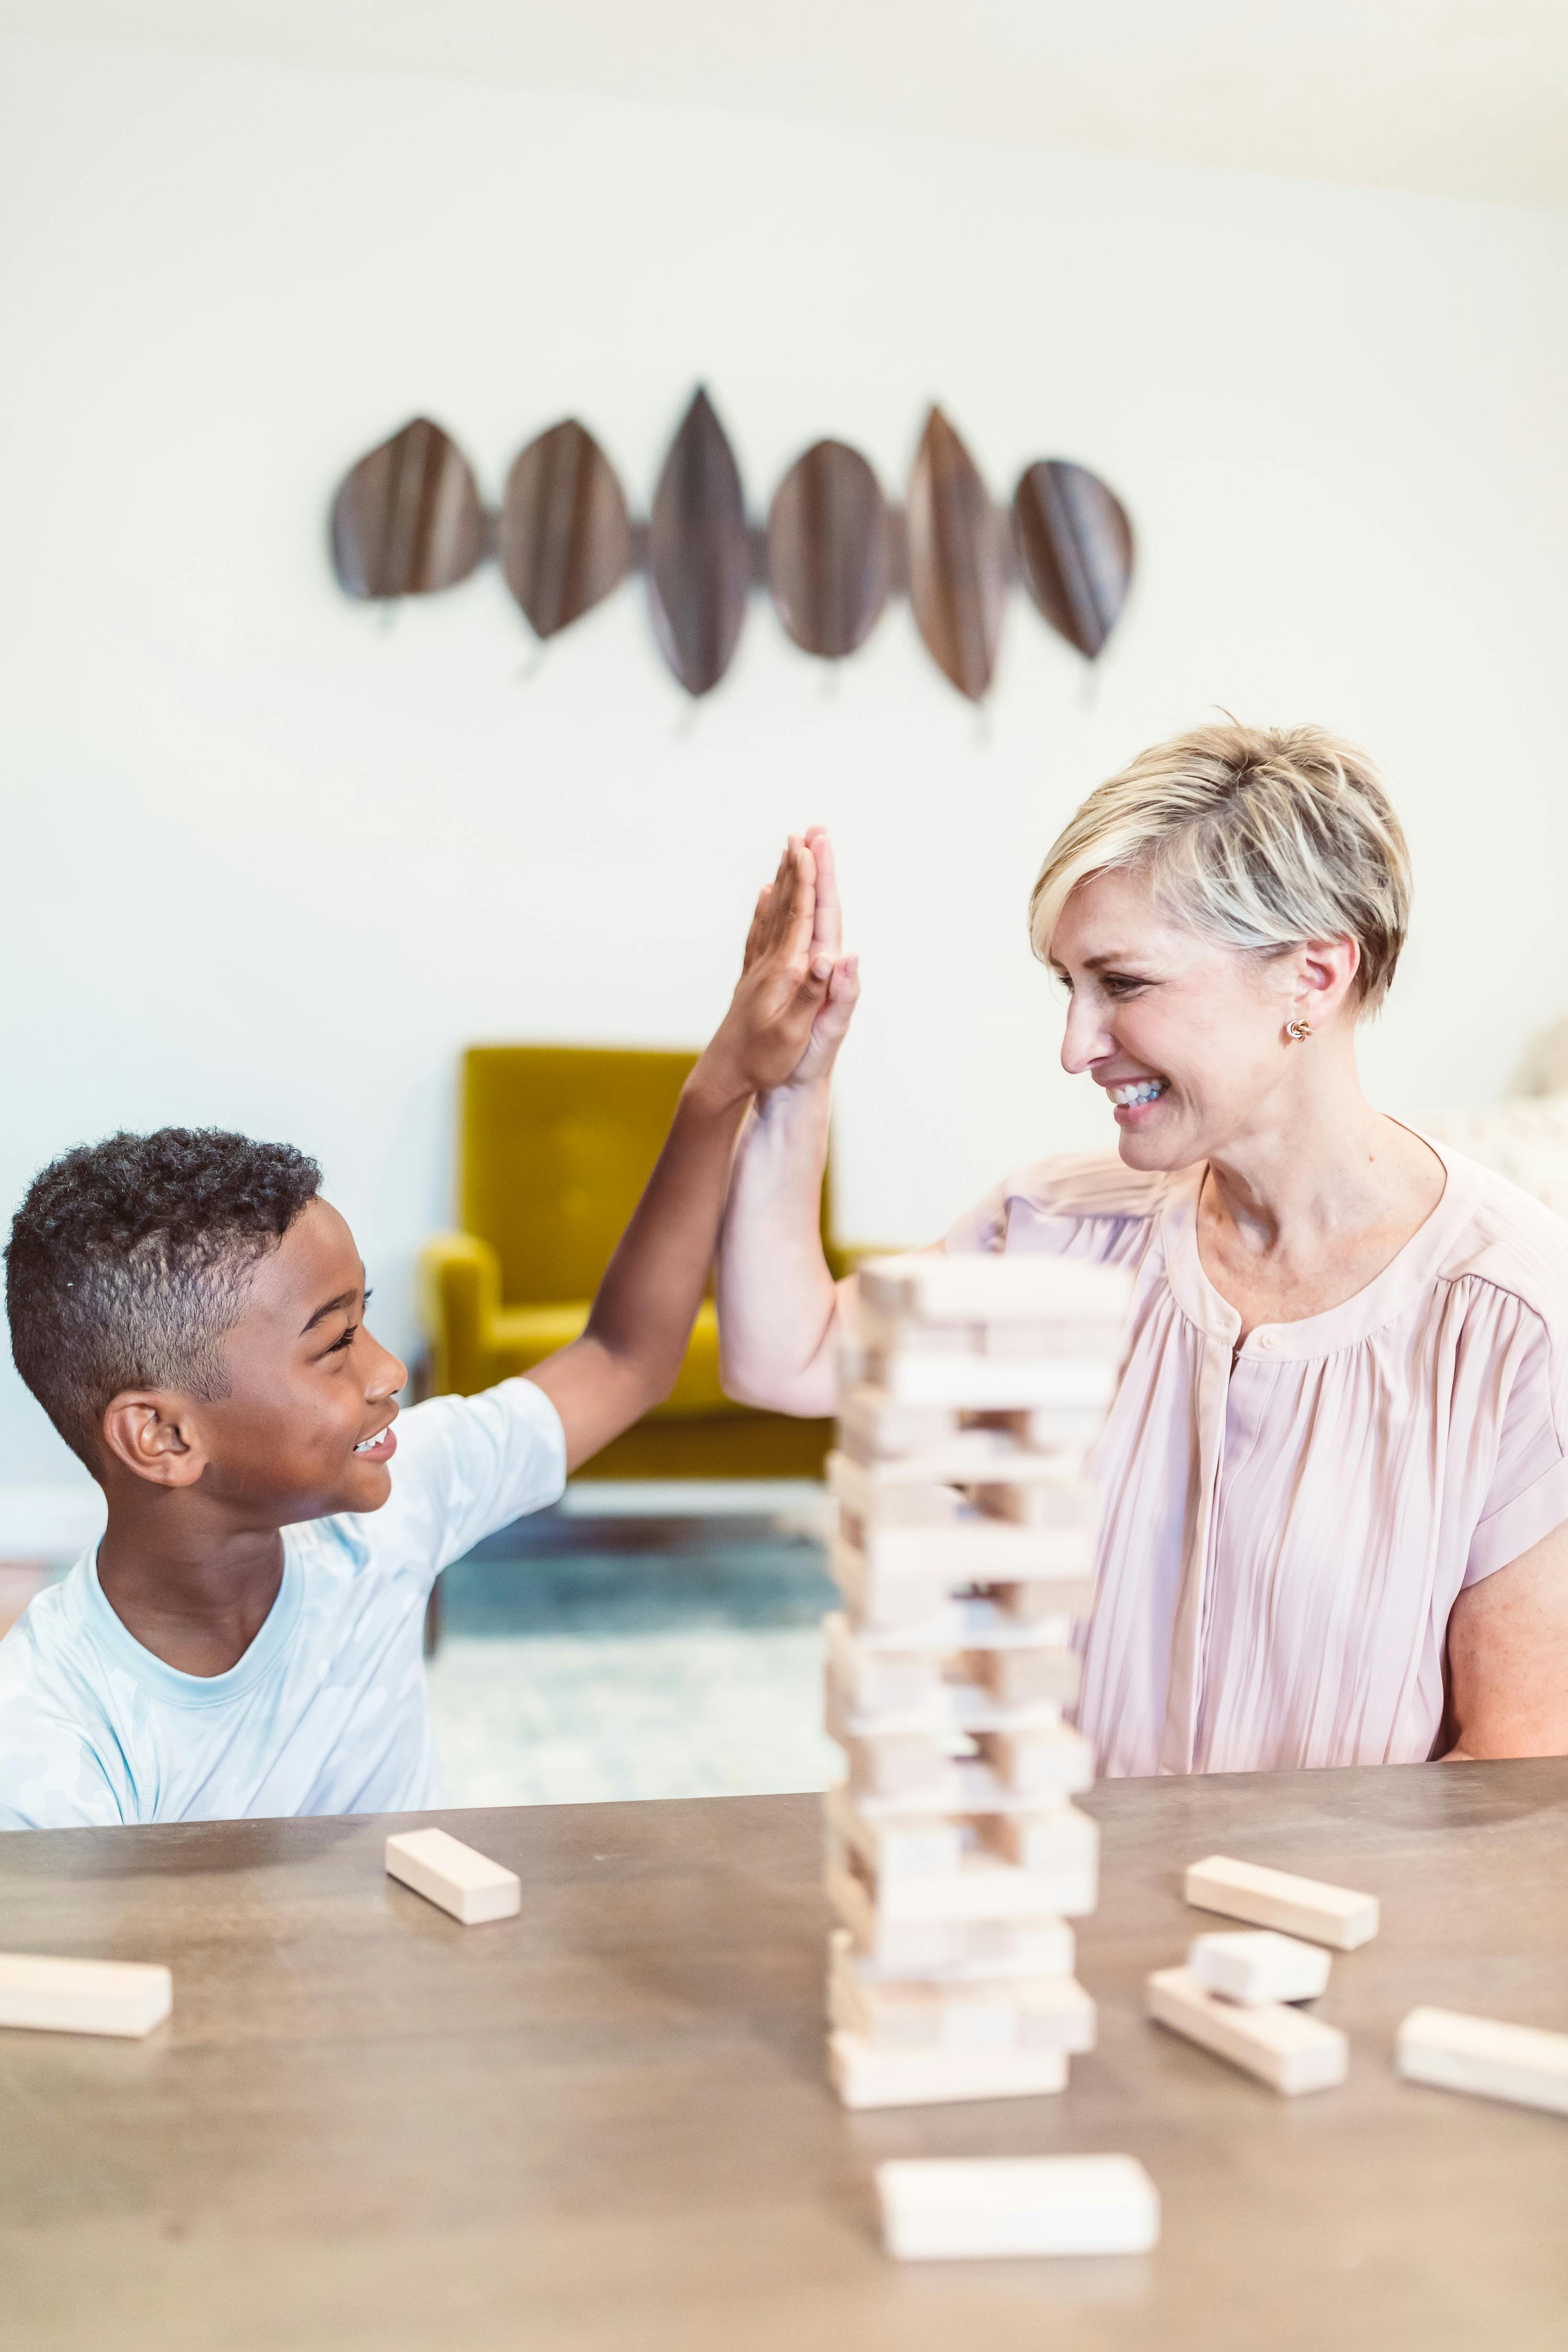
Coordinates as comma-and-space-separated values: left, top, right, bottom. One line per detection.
329, 417, 487, 598
647, 387, 750, 697
766, 440, 890, 660
499, 420, 631, 640
1012, 460, 1134, 659
905, 408, 1006, 701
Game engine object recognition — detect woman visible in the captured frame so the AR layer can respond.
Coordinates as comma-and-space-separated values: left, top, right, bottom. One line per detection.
718, 722, 1568, 1774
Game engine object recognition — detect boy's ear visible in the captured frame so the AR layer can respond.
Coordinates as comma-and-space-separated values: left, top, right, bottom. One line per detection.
99, 1392, 211, 1489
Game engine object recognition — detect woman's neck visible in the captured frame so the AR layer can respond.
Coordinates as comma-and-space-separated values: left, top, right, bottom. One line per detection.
1195, 1048, 1447, 1330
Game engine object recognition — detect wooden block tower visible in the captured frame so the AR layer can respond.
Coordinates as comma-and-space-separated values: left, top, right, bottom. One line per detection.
823, 1249, 1132, 2109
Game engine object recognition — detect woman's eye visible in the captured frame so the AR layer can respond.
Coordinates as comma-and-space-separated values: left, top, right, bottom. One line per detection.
1102, 975, 1146, 997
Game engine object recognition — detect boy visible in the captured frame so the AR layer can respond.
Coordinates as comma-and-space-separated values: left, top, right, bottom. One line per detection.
0, 839, 857, 1830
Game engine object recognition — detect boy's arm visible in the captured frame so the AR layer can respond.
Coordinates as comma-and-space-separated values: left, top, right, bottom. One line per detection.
525, 837, 849, 1473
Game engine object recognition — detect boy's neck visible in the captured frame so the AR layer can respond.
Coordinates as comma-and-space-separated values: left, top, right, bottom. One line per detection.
96, 1493, 287, 1680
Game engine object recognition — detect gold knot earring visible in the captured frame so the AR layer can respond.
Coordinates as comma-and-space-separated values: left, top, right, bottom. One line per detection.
1286, 1019, 1312, 1044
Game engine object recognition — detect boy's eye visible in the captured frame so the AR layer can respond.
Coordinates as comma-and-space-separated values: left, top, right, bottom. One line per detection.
326, 1324, 358, 1355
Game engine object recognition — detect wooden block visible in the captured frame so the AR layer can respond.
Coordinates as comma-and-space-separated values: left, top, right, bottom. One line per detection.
828, 1454, 964, 1529
836, 1728, 959, 1799
825, 1786, 964, 1878
826, 1867, 1076, 1973
983, 1802, 1100, 1877
837, 1386, 958, 1462
824, 1630, 1067, 1740
831, 2029, 1070, 2109
844, 1735, 1094, 1812
1188, 1930, 1332, 2007
877, 2154, 1159, 2261
973, 1724, 1096, 1797
0, 1952, 172, 2039
967, 1643, 1082, 1709
976, 1476, 1100, 1531
984, 1404, 1108, 1454
841, 1421, 1086, 1477
1147, 1966, 1347, 2094
858, 1252, 1133, 1329
1396, 2007, 1568, 2117
829, 1935, 1096, 2053
385, 1828, 521, 1925
827, 1800, 1097, 1922
867, 1351, 1116, 1413
856, 1299, 982, 1356
1184, 1854, 1378, 1951
828, 1543, 1094, 1644
833, 1519, 1096, 1582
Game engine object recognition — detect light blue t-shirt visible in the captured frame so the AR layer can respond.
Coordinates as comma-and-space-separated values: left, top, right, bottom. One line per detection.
0, 1377, 566, 1830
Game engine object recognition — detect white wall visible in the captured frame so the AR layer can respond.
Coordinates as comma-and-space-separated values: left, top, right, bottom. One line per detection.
2, 31, 1566, 1495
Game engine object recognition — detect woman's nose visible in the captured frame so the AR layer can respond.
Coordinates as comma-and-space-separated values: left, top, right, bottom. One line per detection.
1060, 993, 1111, 1077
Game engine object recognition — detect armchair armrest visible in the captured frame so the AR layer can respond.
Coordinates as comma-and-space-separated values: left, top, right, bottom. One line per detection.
417, 1231, 503, 1396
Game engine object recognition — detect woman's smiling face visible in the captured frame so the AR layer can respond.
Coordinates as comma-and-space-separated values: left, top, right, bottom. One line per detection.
1050, 865, 1307, 1171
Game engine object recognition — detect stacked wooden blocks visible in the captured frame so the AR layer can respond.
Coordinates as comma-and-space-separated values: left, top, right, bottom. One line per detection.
824, 1248, 1132, 2109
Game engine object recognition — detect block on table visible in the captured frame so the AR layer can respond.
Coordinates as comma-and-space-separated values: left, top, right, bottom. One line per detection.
385, 1828, 521, 1924
1396, 2006, 1568, 2117
1147, 1965, 1347, 2094
1184, 1854, 1378, 1950
1188, 1930, 1332, 2007
967, 1642, 1082, 1708
877, 2154, 1159, 2261
0, 1952, 172, 2039
976, 1477, 1100, 1530
831, 2028, 1069, 2109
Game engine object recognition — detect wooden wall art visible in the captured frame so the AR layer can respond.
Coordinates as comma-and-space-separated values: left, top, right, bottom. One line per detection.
329, 393, 1134, 701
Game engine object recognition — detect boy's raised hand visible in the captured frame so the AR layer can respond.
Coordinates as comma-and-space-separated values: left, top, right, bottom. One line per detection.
699, 829, 860, 1105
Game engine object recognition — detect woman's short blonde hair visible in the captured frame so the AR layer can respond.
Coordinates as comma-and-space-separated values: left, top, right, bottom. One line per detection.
1029, 720, 1411, 1014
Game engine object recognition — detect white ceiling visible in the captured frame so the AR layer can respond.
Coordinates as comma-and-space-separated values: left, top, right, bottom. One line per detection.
5, 0, 1565, 210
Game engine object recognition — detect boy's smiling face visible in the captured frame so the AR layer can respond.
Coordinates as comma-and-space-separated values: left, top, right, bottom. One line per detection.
200, 1197, 408, 1521
100, 1196, 408, 1524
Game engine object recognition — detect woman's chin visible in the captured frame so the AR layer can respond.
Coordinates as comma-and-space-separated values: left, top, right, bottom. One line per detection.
1113, 1109, 1190, 1171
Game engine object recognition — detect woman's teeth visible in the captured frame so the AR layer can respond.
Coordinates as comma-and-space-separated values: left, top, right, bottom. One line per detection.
1108, 1078, 1169, 1108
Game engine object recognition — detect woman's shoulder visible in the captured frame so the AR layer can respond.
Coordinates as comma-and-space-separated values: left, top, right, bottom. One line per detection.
946, 1152, 1180, 1257
1438, 1144, 1568, 1328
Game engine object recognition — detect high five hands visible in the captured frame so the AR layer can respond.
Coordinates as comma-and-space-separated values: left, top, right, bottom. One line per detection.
695, 830, 860, 1107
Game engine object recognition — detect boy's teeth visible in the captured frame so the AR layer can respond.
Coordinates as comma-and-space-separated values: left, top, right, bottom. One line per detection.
1109, 1078, 1169, 1108
354, 1429, 386, 1453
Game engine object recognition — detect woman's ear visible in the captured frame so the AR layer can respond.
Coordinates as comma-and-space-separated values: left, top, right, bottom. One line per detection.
100, 1392, 210, 1488
1294, 935, 1361, 1019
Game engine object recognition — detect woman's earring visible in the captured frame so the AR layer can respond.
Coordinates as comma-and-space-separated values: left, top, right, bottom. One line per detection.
1286, 1018, 1312, 1044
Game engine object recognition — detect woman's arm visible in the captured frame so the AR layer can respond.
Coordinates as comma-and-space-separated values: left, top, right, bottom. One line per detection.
529, 838, 837, 1471
717, 827, 860, 1416
1443, 1518, 1568, 1758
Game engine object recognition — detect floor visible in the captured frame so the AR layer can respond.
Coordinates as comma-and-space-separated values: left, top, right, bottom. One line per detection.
426, 1499, 838, 1807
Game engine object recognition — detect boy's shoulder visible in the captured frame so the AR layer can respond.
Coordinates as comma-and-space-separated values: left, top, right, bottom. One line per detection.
0, 1570, 124, 1829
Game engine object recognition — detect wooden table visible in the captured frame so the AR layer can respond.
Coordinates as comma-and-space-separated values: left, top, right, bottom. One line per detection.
2, 1759, 1565, 2350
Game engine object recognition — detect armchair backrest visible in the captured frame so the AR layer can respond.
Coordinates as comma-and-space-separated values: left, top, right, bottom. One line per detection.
460, 1044, 836, 1306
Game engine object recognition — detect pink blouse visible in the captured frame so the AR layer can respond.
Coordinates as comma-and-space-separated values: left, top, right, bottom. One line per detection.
944, 1140, 1568, 1777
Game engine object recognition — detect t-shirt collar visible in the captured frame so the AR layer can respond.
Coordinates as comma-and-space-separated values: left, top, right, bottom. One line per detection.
79, 1540, 303, 1709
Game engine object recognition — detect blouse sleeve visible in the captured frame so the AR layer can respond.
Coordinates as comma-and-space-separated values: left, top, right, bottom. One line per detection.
943, 1154, 1167, 1267
1463, 1298, 1568, 1584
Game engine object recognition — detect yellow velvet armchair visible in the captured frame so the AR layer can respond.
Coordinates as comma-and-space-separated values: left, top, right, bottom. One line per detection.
417, 1045, 844, 1479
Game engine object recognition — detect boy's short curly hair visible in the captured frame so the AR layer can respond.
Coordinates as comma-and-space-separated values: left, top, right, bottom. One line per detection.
5, 1128, 321, 1470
